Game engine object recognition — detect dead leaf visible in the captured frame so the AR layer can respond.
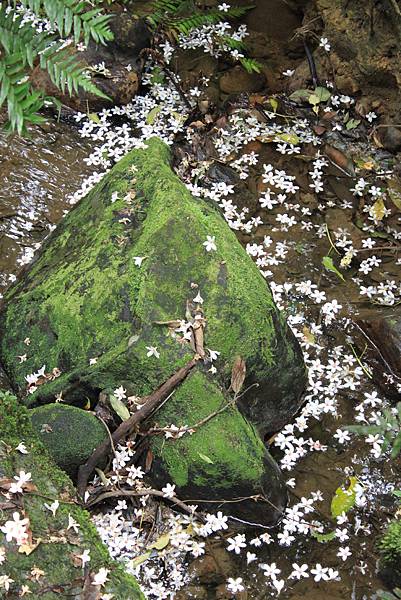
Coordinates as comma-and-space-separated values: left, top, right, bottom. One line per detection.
302, 326, 315, 345
313, 125, 326, 136
145, 449, 153, 472
150, 533, 170, 550
370, 198, 386, 221
324, 144, 354, 175
19, 539, 41, 555
231, 356, 246, 394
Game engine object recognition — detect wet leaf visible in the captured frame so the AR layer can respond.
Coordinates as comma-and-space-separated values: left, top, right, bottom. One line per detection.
231, 356, 246, 394
325, 144, 354, 175
346, 118, 361, 130
130, 551, 151, 568
387, 178, 401, 211
150, 533, 170, 550
311, 530, 335, 543
314, 86, 331, 102
197, 452, 214, 464
269, 97, 278, 113
288, 89, 311, 103
146, 106, 161, 125
322, 256, 345, 282
88, 113, 100, 124
109, 394, 130, 421
331, 476, 358, 518
370, 197, 386, 221
276, 132, 300, 145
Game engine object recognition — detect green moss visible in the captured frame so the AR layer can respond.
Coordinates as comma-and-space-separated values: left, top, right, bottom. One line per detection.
0, 137, 304, 437
30, 404, 107, 476
151, 370, 264, 489
379, 519, 401, 565
0, 390, 144, 599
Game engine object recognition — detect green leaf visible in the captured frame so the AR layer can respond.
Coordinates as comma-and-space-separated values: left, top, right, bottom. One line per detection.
346, 118, 361, 130
197, 452, 214, 464
269, 97, 278, 113
130, 551, 151, 568
288, 88, 311, 102
322, 256, 345, 281
331, 476, 358, 518
149, 533, 170, 550
311, 530, 336, 543
109, 394, 130, 421
276, 132, 300, 145
146, 105, 162, 125
314, 86, 331, 102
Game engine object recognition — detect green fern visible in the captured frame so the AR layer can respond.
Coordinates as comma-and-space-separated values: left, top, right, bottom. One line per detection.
0, 1, 113, 134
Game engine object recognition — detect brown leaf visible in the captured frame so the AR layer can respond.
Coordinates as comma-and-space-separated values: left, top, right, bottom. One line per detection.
324, 144, 354, 175
145, 449, 153, 472
19, 539, 41, 555
231, 356, 246, 394
313, 125, 326, 136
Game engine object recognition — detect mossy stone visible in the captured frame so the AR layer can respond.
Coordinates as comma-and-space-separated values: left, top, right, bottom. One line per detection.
0, 137, 306, 524
30, 404, 107, 477
0, 390, 144, 599
378, 518, 401, 588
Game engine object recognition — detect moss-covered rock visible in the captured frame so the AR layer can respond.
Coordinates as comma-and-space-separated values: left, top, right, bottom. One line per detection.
0, 390, 144, 599
30, 404, 107, 477
378, 518, 401, 588
0, 137, 305, 524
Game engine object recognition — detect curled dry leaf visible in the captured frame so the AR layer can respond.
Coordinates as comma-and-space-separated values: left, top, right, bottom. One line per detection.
324, 144, 355, 176
231, 356, 246, 394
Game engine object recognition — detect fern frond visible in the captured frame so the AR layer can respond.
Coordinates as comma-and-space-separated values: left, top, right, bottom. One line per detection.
240, 57, 262, 73
18, 0, 114, 45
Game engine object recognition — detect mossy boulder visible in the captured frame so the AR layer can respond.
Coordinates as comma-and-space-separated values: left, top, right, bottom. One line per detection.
0, 137, 306, 524
378, 518, 401, 588
0, 390, 144, 599
30, 404, 107, 477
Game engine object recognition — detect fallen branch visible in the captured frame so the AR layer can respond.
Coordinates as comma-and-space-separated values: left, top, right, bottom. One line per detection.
77, 357, 199, 498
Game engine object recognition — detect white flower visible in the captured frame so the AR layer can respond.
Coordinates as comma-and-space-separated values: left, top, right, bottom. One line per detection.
89, 357, 98, 365
365, 111, 377, 123
311, 563, 329, 581
283, 69, 295, 77
92, 567, 109, 587
333, 429, 351, 444
110, 191, 119, 203
9, 470, 31, 494
272, 579, 285, 594
0, 575, 14, 592
218, 3, 231, 12
0, 512, 29, 545
146, 346, 160, 358
289, 563, 309, 579
247, 552, 257, 564
227, 533, 246, 554
67, 514, 80, 533
260, 562, 281, 578
79, 549, 91, 567
44, 500, 59, 517
203, 235, 217, 252
15, 442, 28, 454
113, 386, 127, 401
227, 577, 244, 593
208, 349, 220, 361
337, 546, 352, 561
193, 291, 204, 304
133, 256, 146, 267
17, 354, 27, 363
319, 37, 331, 51
162, 483, 176, 498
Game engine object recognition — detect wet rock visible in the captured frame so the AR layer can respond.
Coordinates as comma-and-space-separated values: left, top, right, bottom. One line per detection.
0, 138, 306, 525
219, 66, 266, 94
377, 126, 401, 154
109, 14, 151, 56
354, 311, 401, 400
0, 390, 144, 599
30, 404, 107, 477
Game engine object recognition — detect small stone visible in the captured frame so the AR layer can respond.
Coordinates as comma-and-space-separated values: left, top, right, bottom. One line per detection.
219, 66, 266, 94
